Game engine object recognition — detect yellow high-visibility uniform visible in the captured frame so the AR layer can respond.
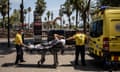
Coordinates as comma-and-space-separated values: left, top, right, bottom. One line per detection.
73, 33, 86, 46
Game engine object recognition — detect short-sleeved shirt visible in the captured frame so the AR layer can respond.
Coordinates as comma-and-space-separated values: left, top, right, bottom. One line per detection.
51, 39, 65, 46
73, 33, 86, 46
15, 33, 23, 45
59, 39, 66, 46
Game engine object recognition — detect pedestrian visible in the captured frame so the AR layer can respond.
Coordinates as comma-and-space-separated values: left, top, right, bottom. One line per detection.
54, 34, 65, 54
66, 28, 87, 66
39, 34, 65, 66
14, 29, 26, 64
52, 34, 65, 66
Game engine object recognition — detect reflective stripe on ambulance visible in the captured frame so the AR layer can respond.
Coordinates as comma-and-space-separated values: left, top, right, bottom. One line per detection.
111, 56, 120, 61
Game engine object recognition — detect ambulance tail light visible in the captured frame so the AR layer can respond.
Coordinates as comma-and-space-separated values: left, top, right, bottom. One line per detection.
103, 37, 109, 51
114, 56, 118, 61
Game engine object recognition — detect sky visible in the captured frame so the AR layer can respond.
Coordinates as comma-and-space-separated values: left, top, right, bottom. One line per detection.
0, 0, 96, 25
1, 0, 66, 24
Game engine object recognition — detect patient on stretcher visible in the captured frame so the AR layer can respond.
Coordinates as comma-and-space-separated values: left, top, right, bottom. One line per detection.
27, 34, 65, 50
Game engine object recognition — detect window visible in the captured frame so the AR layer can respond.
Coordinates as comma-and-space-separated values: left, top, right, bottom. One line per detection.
116, 24, 120, 32
90, 20, 103, 37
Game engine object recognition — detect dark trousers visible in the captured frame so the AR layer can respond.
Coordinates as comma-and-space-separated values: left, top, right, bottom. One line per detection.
15, 45, 24, 63
40, 49, 58, 65
75, 45, 85, 65
53, 51, 58, 65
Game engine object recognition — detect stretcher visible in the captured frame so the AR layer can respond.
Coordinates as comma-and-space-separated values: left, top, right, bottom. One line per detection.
25, 41, 63, 67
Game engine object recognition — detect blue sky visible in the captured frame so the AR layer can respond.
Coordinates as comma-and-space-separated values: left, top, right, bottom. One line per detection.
5, 0, 65, 24
0, 0, 96, 25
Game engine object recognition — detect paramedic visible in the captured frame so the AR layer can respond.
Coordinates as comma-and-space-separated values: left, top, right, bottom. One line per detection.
66, 29, 86, 66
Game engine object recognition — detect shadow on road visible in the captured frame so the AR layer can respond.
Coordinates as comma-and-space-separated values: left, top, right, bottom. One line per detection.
0, 42, 15, 55
1, 59, 120, 71
1, 63, 15, 67
16, 64, 57, 69
70, 60, 120, 71
1, 63, 57, 69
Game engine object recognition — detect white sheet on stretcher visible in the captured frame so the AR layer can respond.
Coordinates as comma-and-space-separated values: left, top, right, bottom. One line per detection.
27, 44, 51, 49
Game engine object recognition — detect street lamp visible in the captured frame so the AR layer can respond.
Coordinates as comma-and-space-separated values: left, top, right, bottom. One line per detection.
20, 0, 24, 29
59, 4, 64, 29
7, 0, 10, 48
20, 0, 24, 43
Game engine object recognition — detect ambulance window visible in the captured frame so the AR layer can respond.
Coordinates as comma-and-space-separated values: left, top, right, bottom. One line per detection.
90, 20, 103, 37
116, 24, 120, 32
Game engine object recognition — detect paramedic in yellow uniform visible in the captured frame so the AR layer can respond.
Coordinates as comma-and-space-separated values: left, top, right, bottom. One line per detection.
14, 29, 26, 64
66, 29, 86, 66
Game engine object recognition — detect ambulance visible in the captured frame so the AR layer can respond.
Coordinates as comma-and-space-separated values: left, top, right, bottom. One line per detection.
88, 7, 120, 65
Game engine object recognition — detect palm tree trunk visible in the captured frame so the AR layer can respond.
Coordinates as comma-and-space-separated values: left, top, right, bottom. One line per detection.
60, 17, 62, 29
2, 16, 5, 31
83, 12, 86, 34
28, 13, 30, 30
68, 16, 71, 29
76, 8, 78, 28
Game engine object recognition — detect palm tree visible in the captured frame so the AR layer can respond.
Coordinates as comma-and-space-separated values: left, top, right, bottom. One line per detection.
10, 9, 21, 28
51, 11, 53, 20
69, 0, 91, 33
24, 9, 27, 24
46, 11, 50, 21
72, 16, 75, 25
63, 1, 72, 28
50, 11, 54, 29
44, 17, 47, 21
35, 0, 46, 17
59, 6, 63, 29
80, 0, 91, 33
0, 0, 8, 30
68, 0, 80, 28
63, 1, 72, 29
28, 7, 31, 29
44, 17, 47, 29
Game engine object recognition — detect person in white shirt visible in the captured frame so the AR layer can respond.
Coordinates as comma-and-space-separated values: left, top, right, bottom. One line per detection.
54, 34, 65, 54
39, 34, 65, 66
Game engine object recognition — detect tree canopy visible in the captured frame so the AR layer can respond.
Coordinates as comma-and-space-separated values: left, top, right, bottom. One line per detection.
35, 0, 46, 16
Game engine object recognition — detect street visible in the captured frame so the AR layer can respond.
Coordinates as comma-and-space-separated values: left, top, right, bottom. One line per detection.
0, 38, 120, 72
1, 0, 120, 72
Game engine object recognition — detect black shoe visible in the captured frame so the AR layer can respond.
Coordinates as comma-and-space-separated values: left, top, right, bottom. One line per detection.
20, 60, 26, 62
75, 63, 79, 65
61, 50, 64, 55
40, 58, 45, 64
82, 63, 86, 66
15, 62, 18, 65
53, 63, 58, 67
75, 63, 79, 66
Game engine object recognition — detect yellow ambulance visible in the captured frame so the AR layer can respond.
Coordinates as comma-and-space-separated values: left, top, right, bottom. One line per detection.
88, 7, 120, 65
